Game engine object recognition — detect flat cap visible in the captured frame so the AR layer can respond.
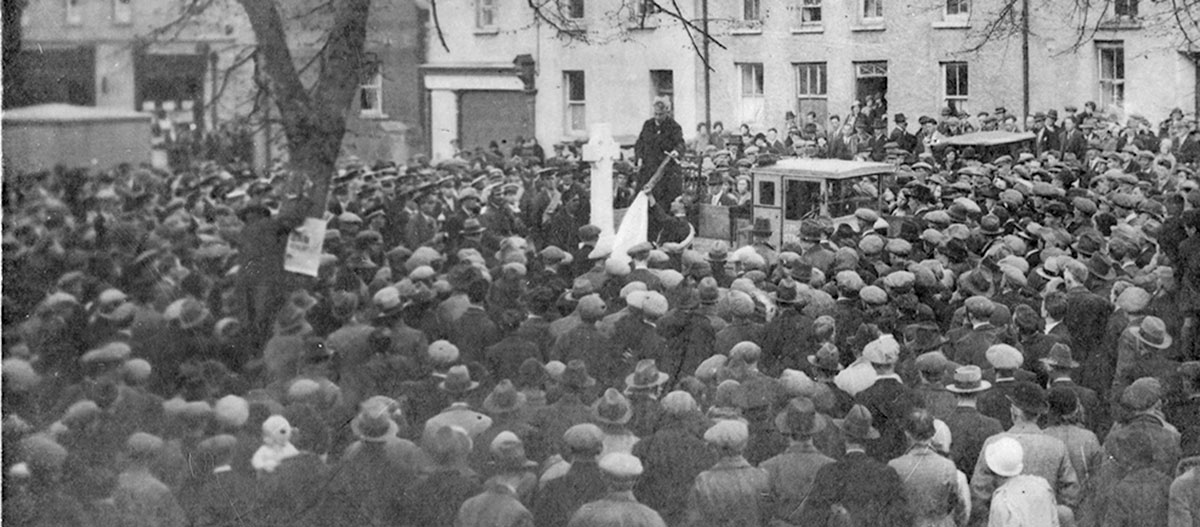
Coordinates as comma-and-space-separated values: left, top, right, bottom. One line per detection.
986, 344, 1024, 370
564, 423, 605, 450
860, 285, 888, 305
704, 419, 750, 449
1121, 377, 1162, 411
863, 337, 900, 365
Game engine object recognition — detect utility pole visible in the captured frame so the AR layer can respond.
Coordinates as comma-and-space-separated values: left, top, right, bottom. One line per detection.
703, 0, 711, 133
1021, 0, 1030, 120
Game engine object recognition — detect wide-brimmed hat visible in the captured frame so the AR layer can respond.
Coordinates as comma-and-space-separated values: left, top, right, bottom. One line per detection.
945, 365, 992, 394
771, 279, 803, 305
1039, 343, 1080, 368
807, 342, 843, 372
959, 269, 995, 297
351, 403, 400, 443
592, 388, 633, 425
561, 359, 597, 389
749, 218, 773, 235
835, 405, 880, 440
482, 380, 527, 415
625, 359, 669, 390
438, 365, 481, 394
775, 396, 826, 436
1132, 316, 1172, 350
461, 218, 486, 236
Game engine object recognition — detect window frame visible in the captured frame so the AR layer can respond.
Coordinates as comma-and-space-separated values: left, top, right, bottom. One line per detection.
476, 0, 497, 29
113, 0, 133, 24
566, 0, 585, 20
1097, 42, 1125, 111
942, 61, 969, 112
359, 70, 385, 118
800, 0, 823, 25
862, 0, 883, 22
944, 0, 969, 20
66, 0, 83, 25
650, 69, 674, 110
795, 62, 828, 125
1114, 0, 1137, 18
739, 63, 765, 97
743, 0, 762, 21
564, 70, 587, 134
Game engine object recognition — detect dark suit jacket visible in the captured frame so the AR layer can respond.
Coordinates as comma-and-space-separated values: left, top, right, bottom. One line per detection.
799, 450, 912, 527
534, 460, 608, 527
943, 405, 1004, 475
634, 117, 684, 185
977, 378, 1020, 430
1065, 286, 1114, 393
856, 377, 921, 461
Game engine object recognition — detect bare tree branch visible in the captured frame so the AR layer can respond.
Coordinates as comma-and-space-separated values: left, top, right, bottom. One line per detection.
665, 0, 709, 72
650, 0, 727, 51
429, 0, 451, 52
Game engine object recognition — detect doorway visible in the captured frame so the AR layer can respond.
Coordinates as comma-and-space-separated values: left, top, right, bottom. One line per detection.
854, 61, 888, 124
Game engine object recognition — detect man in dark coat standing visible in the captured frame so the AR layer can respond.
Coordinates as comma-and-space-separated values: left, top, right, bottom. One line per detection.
799, 405, 911, 527
634, 100, 685, 207
1061, 260, 1114, 394
535, 423, 608, 527
760, 279, 815, 376
855, 336, 921, 461
235, 198, 308, 346
943, 365, 1004, 475
632, 391, 716, 525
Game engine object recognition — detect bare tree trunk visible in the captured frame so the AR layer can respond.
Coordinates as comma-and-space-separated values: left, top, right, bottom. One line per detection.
235, 0, 372, 218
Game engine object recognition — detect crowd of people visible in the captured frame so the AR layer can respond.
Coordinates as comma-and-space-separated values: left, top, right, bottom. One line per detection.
3, 99, 1200, 527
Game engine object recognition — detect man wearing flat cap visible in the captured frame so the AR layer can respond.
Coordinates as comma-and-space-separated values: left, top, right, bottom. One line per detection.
1102, 377, 1183, 479
686, 420, 770, 527
856, 335, 922, 461
568, 453, 666, 527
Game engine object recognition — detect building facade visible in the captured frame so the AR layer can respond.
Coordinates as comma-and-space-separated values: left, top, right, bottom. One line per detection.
424, 0, 1196, 159
13, 0, 428, 168
14, 0, 258, 138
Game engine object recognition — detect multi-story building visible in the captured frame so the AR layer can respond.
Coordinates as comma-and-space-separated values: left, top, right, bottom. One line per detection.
424, 0, 1197, 159
13, 0, 257, 135
12, 0, 428, 167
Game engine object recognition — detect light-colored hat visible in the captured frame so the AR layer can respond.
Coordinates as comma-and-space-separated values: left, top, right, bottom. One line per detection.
985, 344, 1024, 370
863, 337, 899, 365
704, 420, 750, 450
598, 452, 644, 479
985, 436, 1024, 477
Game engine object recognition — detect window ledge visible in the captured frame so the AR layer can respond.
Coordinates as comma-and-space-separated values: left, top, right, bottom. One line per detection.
932, 19, 970, 29
473, 27, 500, 35
1099, 18, 1142, 29
790, 25, 824, 34
851, 22, 885, 32
731, 27, 764, 35
359, 112, 390, 120
623, 21, 659, 30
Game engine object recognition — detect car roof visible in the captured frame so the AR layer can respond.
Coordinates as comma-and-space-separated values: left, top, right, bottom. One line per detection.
940, 130, 1036, 147
751, 158, 895, 179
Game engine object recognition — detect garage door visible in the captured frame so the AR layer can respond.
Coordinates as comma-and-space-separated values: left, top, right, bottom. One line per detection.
459, 91, 534, 154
